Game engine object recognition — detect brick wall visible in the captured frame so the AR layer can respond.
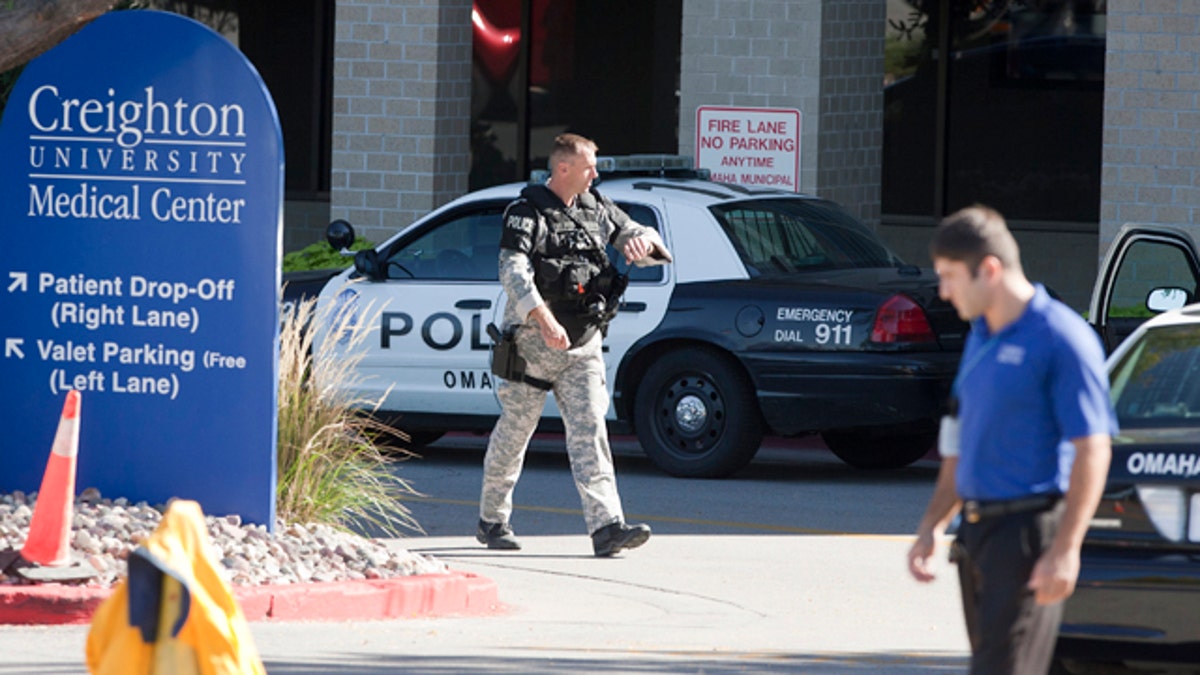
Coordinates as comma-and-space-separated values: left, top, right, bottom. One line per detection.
330, 0, 472, 245
283, 200, 333, 253
818, 0, 884, 227
679, 1, 822, 194
330, 0, 884, 243
1101, 0, 1200, 253
679, 0, 882, 227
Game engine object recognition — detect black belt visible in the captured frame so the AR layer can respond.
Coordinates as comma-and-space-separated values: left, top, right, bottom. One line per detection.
962, 494, 1061, 524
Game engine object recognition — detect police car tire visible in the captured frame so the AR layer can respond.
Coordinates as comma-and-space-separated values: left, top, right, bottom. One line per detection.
633, 348, 763, 478
821, 422, 936, 470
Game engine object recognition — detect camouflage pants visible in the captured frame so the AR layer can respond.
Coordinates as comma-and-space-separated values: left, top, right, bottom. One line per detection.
480, 325, 624, 535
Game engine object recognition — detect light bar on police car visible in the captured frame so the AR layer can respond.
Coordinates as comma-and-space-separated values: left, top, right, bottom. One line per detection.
601, 155, 694, 172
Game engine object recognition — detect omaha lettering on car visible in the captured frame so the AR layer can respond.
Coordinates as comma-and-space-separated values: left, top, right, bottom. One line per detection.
1126, 451, 1200, 478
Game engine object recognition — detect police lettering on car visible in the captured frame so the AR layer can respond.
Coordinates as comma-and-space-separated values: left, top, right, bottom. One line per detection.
379, 310, 491, 351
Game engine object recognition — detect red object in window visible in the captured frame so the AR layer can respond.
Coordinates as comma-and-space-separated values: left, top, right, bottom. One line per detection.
473, 1, 561, 87
871, 294, 936, 344
472, 2, 520, 83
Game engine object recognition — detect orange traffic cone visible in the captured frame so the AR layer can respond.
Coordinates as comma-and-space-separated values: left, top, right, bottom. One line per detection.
21, 390, 82, 567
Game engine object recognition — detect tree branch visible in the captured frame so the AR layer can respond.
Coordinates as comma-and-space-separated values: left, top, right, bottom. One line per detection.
0, 0, 117, 73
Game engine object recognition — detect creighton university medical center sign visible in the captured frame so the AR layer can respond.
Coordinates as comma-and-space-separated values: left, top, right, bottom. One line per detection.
0, 11, 282, 525
26, 81, 250, 223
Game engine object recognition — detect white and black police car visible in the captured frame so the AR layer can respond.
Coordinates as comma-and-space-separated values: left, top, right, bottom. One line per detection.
286, 156, 970, 478
1055, 299, 1200, 670
1053, 224, 1200, 671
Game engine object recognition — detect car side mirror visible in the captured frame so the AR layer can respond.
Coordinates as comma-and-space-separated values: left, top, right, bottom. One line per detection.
326, 219, 356, 253
1146, 287, 1190, 313
354, 249, 383, 281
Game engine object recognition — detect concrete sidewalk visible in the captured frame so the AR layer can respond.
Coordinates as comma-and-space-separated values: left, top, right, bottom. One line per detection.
0, 532, 970, 674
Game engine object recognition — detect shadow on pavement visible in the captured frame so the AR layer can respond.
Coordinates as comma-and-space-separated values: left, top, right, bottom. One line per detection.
373, 431, 943, 539
416, 435, 941, 486
262, 650, 970, 674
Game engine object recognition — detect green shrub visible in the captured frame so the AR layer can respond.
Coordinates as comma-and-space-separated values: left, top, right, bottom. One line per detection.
282, 237, 374, 273
277, 295, 422, 535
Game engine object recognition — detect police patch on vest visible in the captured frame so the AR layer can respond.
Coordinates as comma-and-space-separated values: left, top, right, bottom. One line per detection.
506, 215, 534, 233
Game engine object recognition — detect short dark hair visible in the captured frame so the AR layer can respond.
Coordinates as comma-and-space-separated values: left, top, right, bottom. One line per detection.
929, 205, 1021, 275
549, 133, 598, 170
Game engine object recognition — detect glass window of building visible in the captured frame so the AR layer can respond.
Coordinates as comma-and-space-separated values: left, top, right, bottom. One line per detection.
884, 0, 1105, 228
471, 0, 681, 189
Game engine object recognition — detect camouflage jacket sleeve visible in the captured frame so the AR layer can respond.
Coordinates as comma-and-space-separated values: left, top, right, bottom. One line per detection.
498, 199, 545, 319
593, 190, 673, 267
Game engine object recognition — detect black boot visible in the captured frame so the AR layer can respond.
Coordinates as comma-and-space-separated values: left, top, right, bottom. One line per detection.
476, 519, 521, 550
591, 521, 651, 557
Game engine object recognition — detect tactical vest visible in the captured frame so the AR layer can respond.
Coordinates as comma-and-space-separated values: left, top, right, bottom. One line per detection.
521, 185, 626, 346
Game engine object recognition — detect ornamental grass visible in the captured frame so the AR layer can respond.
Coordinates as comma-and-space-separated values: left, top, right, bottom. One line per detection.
276, 292, 422, 536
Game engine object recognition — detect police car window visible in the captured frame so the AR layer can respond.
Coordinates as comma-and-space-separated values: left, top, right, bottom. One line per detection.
608, 203, 663, 283
709, 199, 900, 276
1110, 324, 1200, 428
1109, 240, 1199, 318
385, 207, 504, 281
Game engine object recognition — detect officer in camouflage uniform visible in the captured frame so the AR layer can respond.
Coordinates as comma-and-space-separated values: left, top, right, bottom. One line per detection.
478, 133, 672, 556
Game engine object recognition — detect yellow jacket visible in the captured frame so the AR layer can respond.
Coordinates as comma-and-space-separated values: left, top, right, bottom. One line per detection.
86, 500, 265, 675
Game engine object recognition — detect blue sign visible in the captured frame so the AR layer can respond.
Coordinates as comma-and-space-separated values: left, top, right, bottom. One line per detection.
0, 10, 282, 526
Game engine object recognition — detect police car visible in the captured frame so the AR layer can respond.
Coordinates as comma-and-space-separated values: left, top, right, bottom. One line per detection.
298, 156, 969, 478
1054, 225, 1200, 671
1056, 303, 1200, 669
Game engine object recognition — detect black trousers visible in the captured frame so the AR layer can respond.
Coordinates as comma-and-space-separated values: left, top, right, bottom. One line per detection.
953, 501, 1066, 675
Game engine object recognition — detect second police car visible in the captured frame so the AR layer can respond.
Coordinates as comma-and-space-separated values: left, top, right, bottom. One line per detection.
1052, 223, 1200, 671
304, 156, 968, 478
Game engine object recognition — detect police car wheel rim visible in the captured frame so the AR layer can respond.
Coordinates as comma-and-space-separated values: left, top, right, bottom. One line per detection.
658, 374, 726, 450
674, 395, 708, 433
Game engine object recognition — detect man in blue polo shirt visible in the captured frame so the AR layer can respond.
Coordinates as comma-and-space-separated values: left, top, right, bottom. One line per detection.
906, 205, 1116, 674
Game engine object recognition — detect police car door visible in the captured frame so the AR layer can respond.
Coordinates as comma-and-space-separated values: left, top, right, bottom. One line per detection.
1090, 224, 1200, 352
351, 202, 508, 417
598, 200, 675, 418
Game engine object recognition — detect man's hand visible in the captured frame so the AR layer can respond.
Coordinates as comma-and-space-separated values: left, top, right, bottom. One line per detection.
1026, 434, 1110, 605
622, 236, 653, 264
907, 530, 940, 583
529, 304, 569, 350
907, 456, 960, 585
1027, 546, 1080, 605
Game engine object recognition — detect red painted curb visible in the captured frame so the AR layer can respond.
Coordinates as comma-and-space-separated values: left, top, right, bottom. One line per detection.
0, 570, 499, 625
0, 583, 105, 625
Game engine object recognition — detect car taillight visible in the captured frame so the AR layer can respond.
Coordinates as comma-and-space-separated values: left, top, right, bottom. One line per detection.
870, 294, 935, 344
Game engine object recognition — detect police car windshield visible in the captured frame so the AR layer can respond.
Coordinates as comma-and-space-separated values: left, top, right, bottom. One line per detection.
1110, 323, 1200, 429
709, 199, 902, 276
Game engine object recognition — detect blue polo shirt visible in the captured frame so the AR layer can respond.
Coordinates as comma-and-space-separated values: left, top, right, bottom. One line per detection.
955, 284, 1117, 501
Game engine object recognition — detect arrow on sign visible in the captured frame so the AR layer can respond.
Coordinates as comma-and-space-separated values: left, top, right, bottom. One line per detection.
5, 338, 24, 359
8, 272, 27, 292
